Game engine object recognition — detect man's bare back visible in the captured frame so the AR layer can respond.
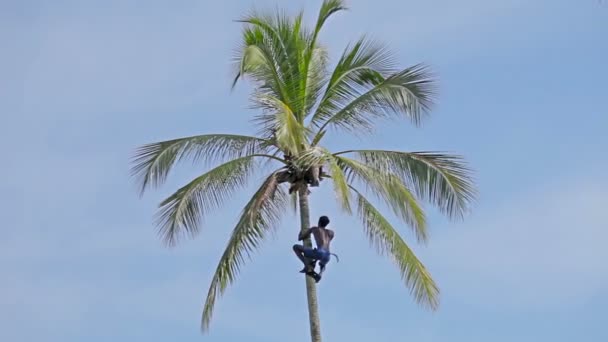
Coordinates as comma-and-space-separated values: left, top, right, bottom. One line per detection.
307, 226, 334, 251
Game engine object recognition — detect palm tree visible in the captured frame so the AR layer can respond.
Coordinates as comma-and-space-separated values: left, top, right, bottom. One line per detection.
130, 1, 475, 341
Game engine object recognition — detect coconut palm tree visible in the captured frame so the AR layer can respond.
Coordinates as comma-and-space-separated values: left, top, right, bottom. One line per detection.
130, 1, 475, 341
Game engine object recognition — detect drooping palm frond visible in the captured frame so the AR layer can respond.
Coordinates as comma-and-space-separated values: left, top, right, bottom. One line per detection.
251, 94, 308, 154
339, 150, 476, 219
130, 134, 272, 196
351, 186, 439, 310
232, 42, 267, 89
201, 172, 289, 332
155, 155, 268, 247
296, 146, 352, 213
311, 63, 437, 142
326, 155, 352, 213
336, 156, 428, 243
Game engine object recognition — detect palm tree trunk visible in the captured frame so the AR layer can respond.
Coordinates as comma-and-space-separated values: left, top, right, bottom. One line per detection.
298, 184, 322, 342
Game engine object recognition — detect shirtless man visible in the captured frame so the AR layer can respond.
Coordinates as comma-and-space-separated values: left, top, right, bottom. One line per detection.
292, 215, 335, 283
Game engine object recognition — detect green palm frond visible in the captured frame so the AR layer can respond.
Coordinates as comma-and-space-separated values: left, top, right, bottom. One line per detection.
234, 10, 313, 117
154, 155, 275, 246
336, 156, 427, 242
234, 2, 346, 122
232, 44, 267, 88
299, 0, 347, 114
130, 134, 271, 196
252, 94, 308, 153
308, 35, 396, 134
294, 145, 326, 167
312, 0, 348, 40
238, 12, 297, 68
312, 63, 437, 142
301, 45, 329, 118
232, 24, 293, 107
296, 146, 352, 213
272, 97, 306, 151
352, 186, 439, 310
238, 12, 298, 85
339, 150, 476, 219
327, 156, 352, 213
201, 172, 289, 332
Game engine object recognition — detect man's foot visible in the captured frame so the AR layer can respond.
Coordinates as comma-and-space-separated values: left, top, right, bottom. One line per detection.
305, 270, 322, 283
299, 260, 316, 273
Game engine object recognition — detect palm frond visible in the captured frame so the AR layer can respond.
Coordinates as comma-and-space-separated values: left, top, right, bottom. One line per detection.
154, 155, 267, 247
312, 63, 437, 140
339, 150, 476, 219
299, 0, 347, 116
252, 95, 308, 154
313, 0, 348, 39
326, 154, 352, 214
352, 186, 439, 310
336, 156, 427, 242
237, 12, 297, 88
296, 146, 352, 213
301, 45, 329, 118
308, 35, 397, 136
201, 172, 288, 332
234, 10, 314, 118
232, 44, 267, 89
231, 23, 293, 108
130, 134, 270, 196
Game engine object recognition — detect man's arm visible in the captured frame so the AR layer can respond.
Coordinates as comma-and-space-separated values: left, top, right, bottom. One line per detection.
298, 227, 315, 241
327, 229, 335, 241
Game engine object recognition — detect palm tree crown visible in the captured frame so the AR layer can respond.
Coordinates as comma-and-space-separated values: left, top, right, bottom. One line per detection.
130, 0, 476, 333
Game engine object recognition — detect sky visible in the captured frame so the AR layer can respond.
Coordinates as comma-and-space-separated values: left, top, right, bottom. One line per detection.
1, 0, 607, 341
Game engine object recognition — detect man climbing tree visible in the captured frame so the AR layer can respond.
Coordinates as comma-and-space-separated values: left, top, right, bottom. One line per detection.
130, 1, 477, 341
293, 216, 336, 283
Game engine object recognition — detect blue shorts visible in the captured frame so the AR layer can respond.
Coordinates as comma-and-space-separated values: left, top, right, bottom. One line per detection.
303, 247, 331, 266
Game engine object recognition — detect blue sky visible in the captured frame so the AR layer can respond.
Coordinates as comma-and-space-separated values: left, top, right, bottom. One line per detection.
1, 0, 607, 341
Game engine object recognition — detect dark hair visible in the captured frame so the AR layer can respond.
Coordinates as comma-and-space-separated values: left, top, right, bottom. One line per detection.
318, 215, 330, 227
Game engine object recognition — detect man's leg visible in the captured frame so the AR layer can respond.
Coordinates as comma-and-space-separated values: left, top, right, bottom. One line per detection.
293, 244, 316, 272
315, 253, 331, 281
319, 263, 326, 276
